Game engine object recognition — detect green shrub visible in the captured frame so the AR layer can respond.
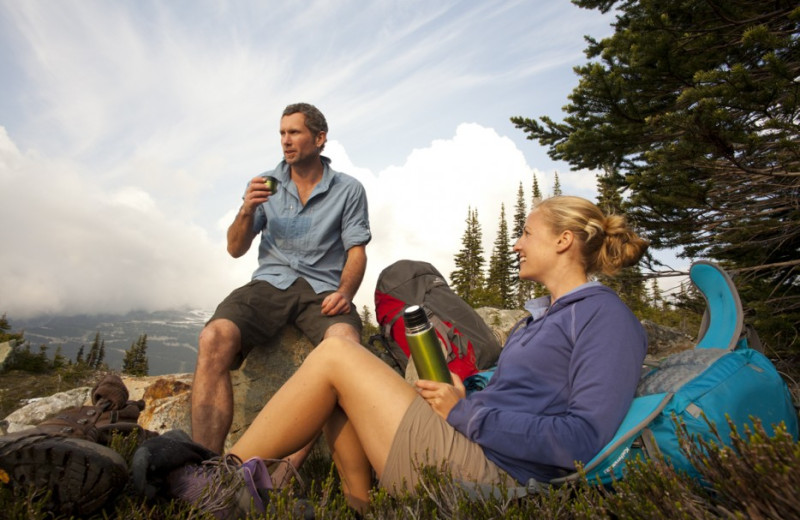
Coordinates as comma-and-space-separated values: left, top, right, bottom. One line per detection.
1, 405, 798, 519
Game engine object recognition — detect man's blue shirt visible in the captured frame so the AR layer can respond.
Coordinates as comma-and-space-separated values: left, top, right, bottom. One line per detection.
249, 157, 371, 293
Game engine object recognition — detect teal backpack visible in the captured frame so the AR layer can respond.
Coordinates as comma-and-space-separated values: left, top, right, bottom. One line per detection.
546, 260, 799, 487
458, 260, 800, 499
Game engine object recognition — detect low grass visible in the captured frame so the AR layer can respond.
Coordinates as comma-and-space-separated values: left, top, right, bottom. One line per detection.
2, 363, 799, 519
1, 418, 799, 519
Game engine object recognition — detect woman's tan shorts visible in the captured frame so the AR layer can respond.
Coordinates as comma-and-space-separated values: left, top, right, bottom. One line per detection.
379, 395, 514, 494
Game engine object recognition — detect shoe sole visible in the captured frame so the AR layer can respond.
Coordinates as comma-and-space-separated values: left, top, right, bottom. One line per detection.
0, 432, 128, 515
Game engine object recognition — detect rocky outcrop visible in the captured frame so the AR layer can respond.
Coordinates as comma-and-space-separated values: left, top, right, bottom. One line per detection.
3, 387, 92, 433
227, 326, 314, 451
1, 315, 695, 448
0, 326, 313, 452
641, 319, 694, 363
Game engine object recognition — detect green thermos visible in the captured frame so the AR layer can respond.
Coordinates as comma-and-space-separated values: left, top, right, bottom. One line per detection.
404, 305, 453, 384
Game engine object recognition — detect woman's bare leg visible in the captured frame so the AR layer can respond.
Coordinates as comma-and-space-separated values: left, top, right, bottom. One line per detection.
230, 337, 417, 478
324, 406, 372, 511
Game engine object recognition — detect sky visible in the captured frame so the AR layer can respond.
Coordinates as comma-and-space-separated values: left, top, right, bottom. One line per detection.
0, 1, 682, 322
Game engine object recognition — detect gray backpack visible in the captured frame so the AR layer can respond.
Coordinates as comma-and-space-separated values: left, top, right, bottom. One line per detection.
370, 260, 502, 381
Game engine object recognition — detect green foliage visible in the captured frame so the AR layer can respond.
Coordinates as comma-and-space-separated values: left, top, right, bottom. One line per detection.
2, 343, 52, 374
1, 415, 800, 519
512, 0, 800, 353
51, 345, 67, 370
486, 204, 517, 309
530, 172, 543, 205
359, 305, 380, 345
122, 334, 149, 377
552, 171, 562, 196
0, 314, 24, 344
450, 207, 487, 307
85, 332, 106, 370
512, 182, 534, 308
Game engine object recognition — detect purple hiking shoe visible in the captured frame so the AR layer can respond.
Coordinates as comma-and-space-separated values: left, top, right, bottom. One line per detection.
167, 454, 272, 519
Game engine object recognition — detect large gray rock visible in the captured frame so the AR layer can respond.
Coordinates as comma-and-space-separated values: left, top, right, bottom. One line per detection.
124, 325, 314, 452
641, 319, 694, 363
3, 387, 92, 433
129, 373, 194, 436
475, 307, 526, 345
477, 308, 694, 361
227, 325, 314, 451
0, 324, 313, 450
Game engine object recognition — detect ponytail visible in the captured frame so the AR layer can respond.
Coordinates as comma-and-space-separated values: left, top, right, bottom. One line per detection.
535, 196, 649, 276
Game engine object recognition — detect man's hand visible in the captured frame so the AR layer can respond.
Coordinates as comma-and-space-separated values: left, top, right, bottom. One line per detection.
242, 176, 274, 215
415, 373, 466, 420
228, 176, 274, 258
321, 291, 352, 316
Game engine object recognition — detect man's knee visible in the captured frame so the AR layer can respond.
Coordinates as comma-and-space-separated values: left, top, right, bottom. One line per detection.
323, 322, 360, 343
197, 319, 241, 370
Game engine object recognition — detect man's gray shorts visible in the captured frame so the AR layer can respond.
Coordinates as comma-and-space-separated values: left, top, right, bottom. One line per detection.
208, 278, 362, 369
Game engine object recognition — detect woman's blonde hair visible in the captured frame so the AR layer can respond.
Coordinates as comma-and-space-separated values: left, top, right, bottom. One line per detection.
534, 195, 649, 276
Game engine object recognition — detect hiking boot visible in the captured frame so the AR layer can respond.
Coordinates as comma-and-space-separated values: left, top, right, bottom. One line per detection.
0, 431, 128, 515
131, 428, 218, 499
166, 453, 272, 519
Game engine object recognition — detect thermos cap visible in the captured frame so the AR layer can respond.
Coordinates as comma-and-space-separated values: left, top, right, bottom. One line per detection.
404, 305, 428, 328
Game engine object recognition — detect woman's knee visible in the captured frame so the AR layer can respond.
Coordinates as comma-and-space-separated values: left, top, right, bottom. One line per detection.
306, 337, 372, 373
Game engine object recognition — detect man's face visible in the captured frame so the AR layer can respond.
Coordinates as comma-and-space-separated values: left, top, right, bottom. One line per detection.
280, 112, 326, 166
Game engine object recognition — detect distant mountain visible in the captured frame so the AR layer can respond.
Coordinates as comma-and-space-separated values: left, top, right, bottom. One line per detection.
11, 309, 210, 375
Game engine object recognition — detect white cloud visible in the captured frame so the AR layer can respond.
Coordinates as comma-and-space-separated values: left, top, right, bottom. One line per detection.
0, 122, 598, 320
327, 123, 595, 315
0, 1, 622, 322
0, 127, 240, 318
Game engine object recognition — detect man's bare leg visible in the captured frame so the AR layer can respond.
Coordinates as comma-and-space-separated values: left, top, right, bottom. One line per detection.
191, 319, 241, 454
271, 322, 363, 485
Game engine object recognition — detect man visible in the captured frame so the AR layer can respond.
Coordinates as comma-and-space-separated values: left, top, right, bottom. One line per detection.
191, 103, 371, 456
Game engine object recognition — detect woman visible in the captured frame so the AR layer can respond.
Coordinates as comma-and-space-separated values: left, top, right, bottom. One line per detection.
177, 195, 649, 513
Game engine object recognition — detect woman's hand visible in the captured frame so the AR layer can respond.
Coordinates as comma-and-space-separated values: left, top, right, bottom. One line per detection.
415, 372, 466, 420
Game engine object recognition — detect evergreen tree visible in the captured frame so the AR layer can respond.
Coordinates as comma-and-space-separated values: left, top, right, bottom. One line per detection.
595, 170, 649, 312
87, 332, 102, 369
528, 173, 548, 298
512, 0, 800, 352
486, 204, 516, 309
552, 171, 562, 196
122, 334, 149, 377
359, 305, 379, 345
450, 207, 487, 306
512, 183, 531, 307
52, 345, 67, 370
97, 339, 106, 369
651, 279, 664, 311
0, 314, 24, 344
75, 345, 85, 365
531, 173, 543, 206
596, 167, 625, 216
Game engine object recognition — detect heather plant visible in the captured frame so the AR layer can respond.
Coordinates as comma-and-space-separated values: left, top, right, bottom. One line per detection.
683, 419, 800, 519
1, 420, 800, 519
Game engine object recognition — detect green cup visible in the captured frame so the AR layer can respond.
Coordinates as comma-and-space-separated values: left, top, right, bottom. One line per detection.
263, 176, 278, 193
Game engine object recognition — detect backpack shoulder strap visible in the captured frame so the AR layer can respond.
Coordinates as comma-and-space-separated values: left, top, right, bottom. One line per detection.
690, 261, 743, 351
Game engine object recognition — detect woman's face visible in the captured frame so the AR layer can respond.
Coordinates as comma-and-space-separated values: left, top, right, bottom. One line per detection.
513, 209, 560, 283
